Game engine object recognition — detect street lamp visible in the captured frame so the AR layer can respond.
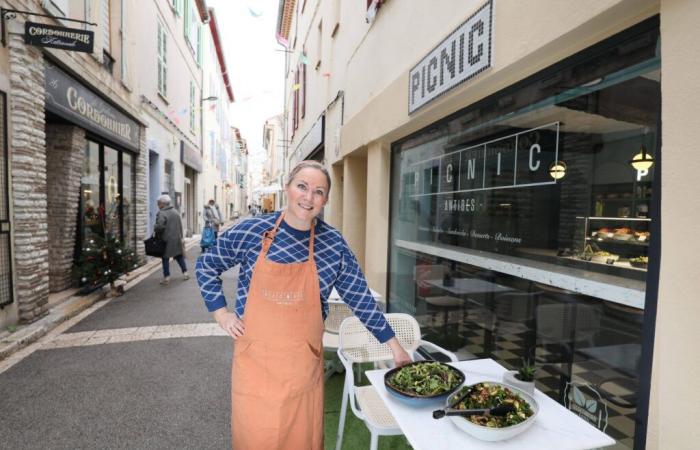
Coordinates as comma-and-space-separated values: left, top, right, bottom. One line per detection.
202, 96, 218, 103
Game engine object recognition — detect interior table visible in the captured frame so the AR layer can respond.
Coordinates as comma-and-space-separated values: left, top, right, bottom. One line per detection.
365, 358, 615, 450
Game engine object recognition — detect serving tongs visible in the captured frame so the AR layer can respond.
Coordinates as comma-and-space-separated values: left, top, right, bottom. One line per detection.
432, 403, 516, 419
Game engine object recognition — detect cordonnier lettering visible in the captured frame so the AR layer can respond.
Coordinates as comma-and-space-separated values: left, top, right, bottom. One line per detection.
409, 0, 492, 113
28, 25, 92, 44
66, 87, 132, 140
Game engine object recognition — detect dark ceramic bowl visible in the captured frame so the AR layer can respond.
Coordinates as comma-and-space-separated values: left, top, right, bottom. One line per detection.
384, 361, 465, 406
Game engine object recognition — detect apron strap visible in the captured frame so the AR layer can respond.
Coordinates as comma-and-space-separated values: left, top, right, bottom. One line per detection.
260, 210, 317, 261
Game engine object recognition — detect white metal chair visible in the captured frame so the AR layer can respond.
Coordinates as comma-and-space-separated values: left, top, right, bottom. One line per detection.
335, 313, 458, 450
323, 298, 354, 380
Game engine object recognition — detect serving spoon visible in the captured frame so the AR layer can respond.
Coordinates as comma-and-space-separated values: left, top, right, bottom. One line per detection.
432, 403, 515, 419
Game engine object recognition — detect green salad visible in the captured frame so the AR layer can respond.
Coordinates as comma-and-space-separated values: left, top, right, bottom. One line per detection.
387, 362, 462, 397
453, 383, 534, 428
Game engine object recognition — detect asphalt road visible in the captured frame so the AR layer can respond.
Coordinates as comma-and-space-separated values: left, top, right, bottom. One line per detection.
0, 248, 240, 450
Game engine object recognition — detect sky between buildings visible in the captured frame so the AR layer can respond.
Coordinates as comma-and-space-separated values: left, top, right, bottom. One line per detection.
208, 0, 285, 184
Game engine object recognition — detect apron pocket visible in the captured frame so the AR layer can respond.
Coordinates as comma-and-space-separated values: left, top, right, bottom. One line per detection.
232, 340, 267, 396
267, 341, 323, 398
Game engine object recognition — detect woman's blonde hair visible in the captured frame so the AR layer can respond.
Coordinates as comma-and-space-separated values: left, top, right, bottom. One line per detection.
286, 160, 331, 193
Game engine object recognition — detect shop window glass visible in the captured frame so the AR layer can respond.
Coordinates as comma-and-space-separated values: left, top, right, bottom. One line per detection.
81, 141, 102, 243
388, 22, 659, 449
104, 146, 121, 239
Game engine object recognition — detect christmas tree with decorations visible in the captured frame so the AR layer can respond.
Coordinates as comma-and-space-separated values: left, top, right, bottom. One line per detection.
76, 232, 138, 293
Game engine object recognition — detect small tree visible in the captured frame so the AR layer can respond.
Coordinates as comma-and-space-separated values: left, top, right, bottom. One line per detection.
76, 206, 137, 293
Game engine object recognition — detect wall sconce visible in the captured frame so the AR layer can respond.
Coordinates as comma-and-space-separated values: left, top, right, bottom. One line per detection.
549, 161, 567, 180
630, 144, 654, 171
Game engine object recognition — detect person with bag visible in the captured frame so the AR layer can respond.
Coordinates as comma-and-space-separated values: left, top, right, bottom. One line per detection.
154, 195, 189, 285
195, 160, 411, 448
204, 199, 223, 237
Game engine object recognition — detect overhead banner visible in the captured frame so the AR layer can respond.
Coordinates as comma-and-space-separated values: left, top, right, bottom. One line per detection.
44, 61, 140, 151
24, 21, 94, 53
408, 0, 493, 113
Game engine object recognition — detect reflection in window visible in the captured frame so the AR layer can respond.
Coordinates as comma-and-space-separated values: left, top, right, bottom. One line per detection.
81, 141, 101, 244
388, 22, 659, 449
104, 147, 121, 240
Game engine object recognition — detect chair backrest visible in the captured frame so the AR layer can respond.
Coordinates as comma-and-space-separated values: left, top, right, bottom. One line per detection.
338, 313, 421, 364
414, 264, 445, 297
325, 300, 353, 334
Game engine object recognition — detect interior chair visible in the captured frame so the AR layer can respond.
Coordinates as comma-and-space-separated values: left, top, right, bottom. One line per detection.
323, 298, 354, 380
467, 290, 541, 359
335, 313, 458, 450
414, 264, 464, 332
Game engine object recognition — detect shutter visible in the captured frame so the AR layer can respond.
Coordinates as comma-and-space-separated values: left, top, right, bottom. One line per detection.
301, 62, 306, 119
120, 0, 129, 86
102, 0, 111, 52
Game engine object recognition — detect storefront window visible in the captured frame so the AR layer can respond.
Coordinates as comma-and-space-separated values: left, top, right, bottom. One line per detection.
388, 21, 659, 448
81, 141, 101, 244
79, 139, 137, 253
104, 146, 121, 239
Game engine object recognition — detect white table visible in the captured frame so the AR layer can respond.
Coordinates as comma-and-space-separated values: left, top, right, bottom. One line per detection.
366, 359, 615, 450
329, 287, 385, 311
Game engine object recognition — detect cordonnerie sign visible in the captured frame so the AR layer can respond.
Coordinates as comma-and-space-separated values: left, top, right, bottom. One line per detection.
408, 0, 493, 113
24, 21, 94, 53
44, 61, 140, 151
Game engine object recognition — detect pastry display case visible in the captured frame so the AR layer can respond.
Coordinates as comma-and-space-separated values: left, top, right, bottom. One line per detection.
575, 216, 651, 271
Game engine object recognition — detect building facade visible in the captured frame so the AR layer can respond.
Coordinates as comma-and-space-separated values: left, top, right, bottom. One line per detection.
0, 0, 148, 327
200, 7, 234, 224
261, 113, 285, 211
132, 0, 207, 237
277, 0, 700, 448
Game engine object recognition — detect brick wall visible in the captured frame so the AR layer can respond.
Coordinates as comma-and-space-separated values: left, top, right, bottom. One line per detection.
46, 125, 85, 292
9, 34, 49, 322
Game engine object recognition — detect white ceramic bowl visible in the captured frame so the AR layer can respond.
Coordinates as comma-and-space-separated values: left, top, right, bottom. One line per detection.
446, 381, 539, 442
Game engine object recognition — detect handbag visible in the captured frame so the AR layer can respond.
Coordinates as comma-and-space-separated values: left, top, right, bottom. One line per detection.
200, 226, 216, 249
144, 234, 167, 257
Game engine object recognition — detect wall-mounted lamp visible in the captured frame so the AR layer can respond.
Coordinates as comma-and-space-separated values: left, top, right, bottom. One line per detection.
549, 161, 567, 180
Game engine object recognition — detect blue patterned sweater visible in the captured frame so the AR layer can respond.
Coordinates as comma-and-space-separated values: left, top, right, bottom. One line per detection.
195, 212, 395, 343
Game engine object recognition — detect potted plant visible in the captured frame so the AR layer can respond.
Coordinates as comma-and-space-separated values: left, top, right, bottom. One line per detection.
502, 358, 536, 395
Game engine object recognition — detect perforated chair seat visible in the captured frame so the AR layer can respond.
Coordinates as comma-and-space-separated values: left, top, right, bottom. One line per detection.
354, 385, 400, 430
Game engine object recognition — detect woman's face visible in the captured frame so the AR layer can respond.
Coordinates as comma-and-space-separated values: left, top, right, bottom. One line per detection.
285, 167, 329, 225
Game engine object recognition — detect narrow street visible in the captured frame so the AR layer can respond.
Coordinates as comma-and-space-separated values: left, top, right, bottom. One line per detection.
0, 248, 237, 449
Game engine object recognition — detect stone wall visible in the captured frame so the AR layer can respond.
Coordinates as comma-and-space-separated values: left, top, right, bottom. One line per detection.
9, 34, 49, 322
135, 129, 148, 262
46, 125, 85, 292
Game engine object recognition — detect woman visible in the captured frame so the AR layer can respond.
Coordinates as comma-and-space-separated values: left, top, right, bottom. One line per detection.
195, 160, 411, 449
154, 194, 189, 285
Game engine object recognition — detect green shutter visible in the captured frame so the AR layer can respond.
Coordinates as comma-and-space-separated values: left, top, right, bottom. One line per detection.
183, 0, 190, 39
197, 24, 202, 66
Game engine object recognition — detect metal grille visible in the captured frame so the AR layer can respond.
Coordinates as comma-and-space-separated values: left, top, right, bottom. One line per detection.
0, 91, 12, 308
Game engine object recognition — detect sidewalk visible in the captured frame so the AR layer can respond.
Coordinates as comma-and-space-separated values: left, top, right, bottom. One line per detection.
0, 220, 237, 363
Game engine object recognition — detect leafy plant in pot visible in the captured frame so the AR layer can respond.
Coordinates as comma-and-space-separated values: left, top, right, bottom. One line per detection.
502, 358, 536, 395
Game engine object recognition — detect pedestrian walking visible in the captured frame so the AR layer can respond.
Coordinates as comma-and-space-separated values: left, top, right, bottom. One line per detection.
154, 195, 189, 285
195, 160, 411, 449
203, 199, 223, 237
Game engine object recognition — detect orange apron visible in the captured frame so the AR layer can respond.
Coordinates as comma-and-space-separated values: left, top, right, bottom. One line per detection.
231, 211, 324, 450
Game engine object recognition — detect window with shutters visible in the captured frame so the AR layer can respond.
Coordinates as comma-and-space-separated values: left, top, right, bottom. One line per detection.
316, 21, 322, 70
301, 62, 306, 119
196, 24, 202, 66
331, 0, 341, 37
157, 20, 167, 97
101, 0, 111, 53
120, 0, 129, 87
293, 68, 299, 131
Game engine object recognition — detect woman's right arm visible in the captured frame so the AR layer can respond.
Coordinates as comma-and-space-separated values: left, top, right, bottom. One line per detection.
195, 221, 255, 336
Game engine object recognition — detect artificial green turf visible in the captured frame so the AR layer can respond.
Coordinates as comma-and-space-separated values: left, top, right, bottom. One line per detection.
323, 364, 412, 450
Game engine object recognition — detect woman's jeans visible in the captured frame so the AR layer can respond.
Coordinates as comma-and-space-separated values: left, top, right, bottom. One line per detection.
162, 255, 187, 277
